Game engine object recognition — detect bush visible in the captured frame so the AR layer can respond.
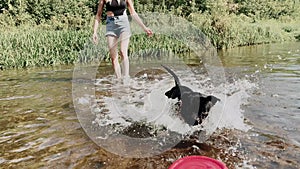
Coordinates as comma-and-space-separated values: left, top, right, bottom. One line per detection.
236, 0, 297, 19
189, 11, 299, 49
0, 0, 94, 29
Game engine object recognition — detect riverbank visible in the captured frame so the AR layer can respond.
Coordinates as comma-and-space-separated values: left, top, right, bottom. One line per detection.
1, 0, 299, 69
1, 17, 299, 70
190, 12, 300, 49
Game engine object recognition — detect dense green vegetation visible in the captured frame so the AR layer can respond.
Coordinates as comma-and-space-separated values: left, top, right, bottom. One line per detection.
0, 0, 299, 69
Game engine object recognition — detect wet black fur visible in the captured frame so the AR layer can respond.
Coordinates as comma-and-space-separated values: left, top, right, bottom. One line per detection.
162, 65, 220, 126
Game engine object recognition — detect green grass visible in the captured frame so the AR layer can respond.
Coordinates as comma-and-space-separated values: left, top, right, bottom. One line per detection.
1, 9, 299, 70
1, 0, 299, 69
0, 27, 90, 69
0, 27, 191, 70
189, 12, 300, 49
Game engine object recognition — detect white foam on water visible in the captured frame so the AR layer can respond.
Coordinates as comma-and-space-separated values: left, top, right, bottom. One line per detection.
202, 80, 256, 134
96, 75, 191, 134
93, 69, 256, 135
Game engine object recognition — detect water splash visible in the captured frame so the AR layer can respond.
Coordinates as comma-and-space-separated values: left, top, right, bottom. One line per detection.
93, 68, 256, 136
202, 80, 256, 135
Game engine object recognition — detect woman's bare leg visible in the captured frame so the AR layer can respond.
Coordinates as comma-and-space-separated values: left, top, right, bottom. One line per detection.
119, 32, 130, 78
107, 35, 121, 78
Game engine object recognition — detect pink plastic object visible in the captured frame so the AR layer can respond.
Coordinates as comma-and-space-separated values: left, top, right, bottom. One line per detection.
168, 155, 228, 169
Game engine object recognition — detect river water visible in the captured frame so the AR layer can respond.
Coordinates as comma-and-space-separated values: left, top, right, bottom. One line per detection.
0, 42, 299, 168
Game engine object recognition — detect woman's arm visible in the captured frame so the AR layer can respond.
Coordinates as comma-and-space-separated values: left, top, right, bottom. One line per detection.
127, 0, 153, 36
93, 0, 105, 43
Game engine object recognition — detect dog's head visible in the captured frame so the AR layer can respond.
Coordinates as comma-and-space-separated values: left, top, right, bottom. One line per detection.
165, 83, 181, 100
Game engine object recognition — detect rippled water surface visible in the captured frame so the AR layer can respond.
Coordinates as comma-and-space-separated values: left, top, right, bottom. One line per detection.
0, 42, 299, 168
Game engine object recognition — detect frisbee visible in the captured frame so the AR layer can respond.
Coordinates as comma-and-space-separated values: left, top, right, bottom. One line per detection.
168, 155, 228, 169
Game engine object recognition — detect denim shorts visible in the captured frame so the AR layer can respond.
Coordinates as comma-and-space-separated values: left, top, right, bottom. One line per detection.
106, 14, 131, 38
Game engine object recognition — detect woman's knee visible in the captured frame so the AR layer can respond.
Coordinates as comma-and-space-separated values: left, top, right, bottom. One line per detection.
111, 55, 118, 63
120, 49, 128, 58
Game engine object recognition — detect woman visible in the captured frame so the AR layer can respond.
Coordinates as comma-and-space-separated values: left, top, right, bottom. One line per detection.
93, 0, 153, 79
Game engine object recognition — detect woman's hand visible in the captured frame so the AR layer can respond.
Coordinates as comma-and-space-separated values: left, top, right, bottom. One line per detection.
93, 32, 98, 44
145, 27, 153, 37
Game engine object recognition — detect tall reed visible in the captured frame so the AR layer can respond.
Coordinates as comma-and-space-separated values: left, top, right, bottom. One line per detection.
0, 28, 90, 69
0, 28, 190, 69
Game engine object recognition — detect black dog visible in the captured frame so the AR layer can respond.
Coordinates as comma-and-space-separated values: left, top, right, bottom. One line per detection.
162, 65, 220, 126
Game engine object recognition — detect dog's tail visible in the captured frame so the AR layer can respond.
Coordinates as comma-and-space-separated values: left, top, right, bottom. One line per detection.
161, 65, 181, 86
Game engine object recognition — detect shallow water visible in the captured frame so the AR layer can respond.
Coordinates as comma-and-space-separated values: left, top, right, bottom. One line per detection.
220, 42, 300, 145
220, 42, 300, 168
0, 42, 299, 168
